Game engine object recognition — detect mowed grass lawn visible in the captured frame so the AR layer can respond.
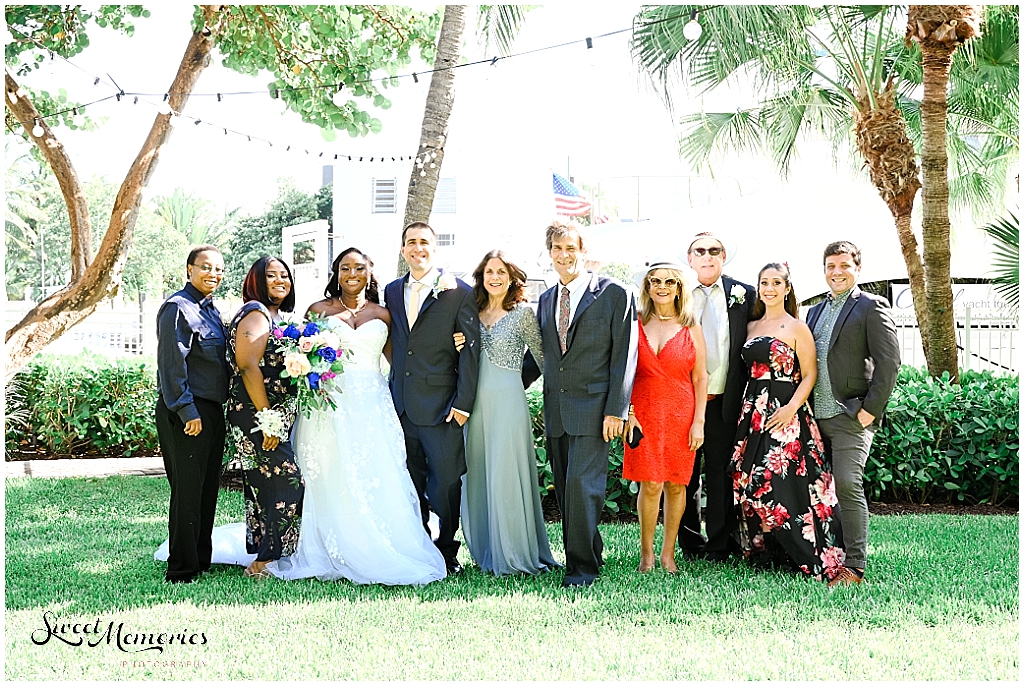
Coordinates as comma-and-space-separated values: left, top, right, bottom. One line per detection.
4, 476, 1018, 681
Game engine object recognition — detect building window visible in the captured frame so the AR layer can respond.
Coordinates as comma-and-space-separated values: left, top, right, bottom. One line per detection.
371, 178, 397, 213
437, 233, 455, 247
433, 177, 456, 214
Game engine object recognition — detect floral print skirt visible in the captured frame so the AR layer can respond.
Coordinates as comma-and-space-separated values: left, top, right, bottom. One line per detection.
227, 416, 304, 562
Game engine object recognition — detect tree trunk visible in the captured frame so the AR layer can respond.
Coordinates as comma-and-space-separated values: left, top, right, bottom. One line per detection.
5, 72, 93, 282
4, 5, 227, 381
397, 5, 466, 277
907, 5, 980, 383
919, 43, 959, 381
852, 85, 929, 359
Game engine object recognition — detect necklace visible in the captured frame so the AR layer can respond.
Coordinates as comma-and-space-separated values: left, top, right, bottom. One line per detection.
657, 314, 674, 321
339, 297, 366, 315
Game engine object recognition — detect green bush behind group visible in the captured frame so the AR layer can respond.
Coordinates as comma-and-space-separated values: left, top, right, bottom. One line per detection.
6, 352, 1019, 510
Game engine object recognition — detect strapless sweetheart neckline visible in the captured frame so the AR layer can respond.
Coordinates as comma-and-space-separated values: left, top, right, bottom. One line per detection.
325, 315, 388, 332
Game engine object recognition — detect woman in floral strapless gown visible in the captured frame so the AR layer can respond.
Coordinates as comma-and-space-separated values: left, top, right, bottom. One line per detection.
731, 263, 845, 582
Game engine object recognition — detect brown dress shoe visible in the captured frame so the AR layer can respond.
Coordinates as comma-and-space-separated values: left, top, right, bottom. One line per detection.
828, 567, 864, 588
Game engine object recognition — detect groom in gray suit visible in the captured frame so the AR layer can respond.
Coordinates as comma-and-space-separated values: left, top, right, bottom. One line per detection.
806, 240, 899, 587
536, 220, 638, 587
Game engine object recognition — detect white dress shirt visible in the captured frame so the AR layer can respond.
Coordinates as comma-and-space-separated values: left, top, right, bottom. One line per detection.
404, 267, 439, 314
692, 277, 730, 395
553, 270, 592, 328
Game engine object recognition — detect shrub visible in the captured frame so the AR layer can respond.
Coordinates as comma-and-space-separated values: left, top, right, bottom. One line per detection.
5, 352, 159, 457
867, 367, 1019, 506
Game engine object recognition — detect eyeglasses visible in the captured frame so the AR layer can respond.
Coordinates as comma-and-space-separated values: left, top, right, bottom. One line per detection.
195, 264, 225, 275
690, 247, 723, 257
647, 277, 679, 288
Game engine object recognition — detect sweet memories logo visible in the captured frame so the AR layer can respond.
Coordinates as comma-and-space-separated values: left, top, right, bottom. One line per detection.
31, 611, 208, 654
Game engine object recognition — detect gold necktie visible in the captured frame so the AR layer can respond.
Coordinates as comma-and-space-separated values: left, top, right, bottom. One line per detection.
408, 281, 428, 328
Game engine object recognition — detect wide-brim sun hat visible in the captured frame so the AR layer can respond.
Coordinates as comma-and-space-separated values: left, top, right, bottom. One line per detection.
632, 257, 689, 290
678, 232, 736, 267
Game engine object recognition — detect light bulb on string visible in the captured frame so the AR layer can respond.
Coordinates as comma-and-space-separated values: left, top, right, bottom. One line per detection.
682, 12, 702, 41
331, 88, 346, 107
157, 101, 171, 115
8, 90, 18, 104
168, 114, 181, 128
431, 151, 437, 159
419, 170, 426, 177
72, 109, 85, 126
31, 119, 44, 137
429, 162, 436, 169
15, 87, 26, 98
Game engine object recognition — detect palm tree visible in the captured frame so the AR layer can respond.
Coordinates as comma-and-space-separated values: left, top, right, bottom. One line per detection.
398, 5, 529, 275
980, 211, 1018, 308
153, 187, 239, 247
905, 5, 982, 381
631, 4, 1018, 378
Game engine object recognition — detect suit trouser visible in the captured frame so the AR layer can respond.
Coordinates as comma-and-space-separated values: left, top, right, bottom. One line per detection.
547, 432, 608, 585
818, 413, 876, 569
155, 396, 225, 582
400, 412, 467, 563
678, 396, 738, 557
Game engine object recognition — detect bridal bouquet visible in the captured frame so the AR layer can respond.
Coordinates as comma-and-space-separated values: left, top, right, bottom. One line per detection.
271, 315, 348, 415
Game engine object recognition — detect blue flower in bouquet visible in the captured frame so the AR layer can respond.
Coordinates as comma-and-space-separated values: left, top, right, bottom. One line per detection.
316, 346, 337, 363
307, 371, 321, 390
283, 324, 301, 340
302, 321, 320, 337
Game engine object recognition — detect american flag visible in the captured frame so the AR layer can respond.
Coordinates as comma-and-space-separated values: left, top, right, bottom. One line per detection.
553, 172, 592, 217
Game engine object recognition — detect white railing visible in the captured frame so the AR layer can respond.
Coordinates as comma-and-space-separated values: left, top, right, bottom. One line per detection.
6, 301, 1020, 375
6, 300, 157, 359
893, 307, 1018, 374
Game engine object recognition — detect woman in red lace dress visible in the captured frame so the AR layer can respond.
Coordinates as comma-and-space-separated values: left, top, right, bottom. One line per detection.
623, 260, 708, 573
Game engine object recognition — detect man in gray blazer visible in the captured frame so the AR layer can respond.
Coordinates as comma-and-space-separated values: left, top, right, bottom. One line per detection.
806, 240, 900, 587
536, 220, 638, 587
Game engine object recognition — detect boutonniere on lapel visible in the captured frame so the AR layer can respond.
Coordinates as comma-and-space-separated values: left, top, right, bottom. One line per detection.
431, 272, 457, 299
728, 284, 746, 307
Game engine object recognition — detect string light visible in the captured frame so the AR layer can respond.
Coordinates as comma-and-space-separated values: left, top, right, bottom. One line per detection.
31, 118, 44, 137
682, 11, 702, 41
157, 101, 171, 115
72, 108, 85, 126
331, 86, 346, 107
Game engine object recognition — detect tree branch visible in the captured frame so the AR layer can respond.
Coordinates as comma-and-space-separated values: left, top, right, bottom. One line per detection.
5, 4, 228, 381
5, 70, 93, 282
368, 5, 406, 42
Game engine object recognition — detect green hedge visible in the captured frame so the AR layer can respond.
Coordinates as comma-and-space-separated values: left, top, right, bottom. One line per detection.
866, 367, 1019, 506
5, 353, 159, 457
6, 356, 1018, 511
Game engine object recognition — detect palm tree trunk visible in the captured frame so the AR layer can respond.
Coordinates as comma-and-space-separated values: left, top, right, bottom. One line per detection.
853, 85, 930, 360
919, 43, 959, 381
907, 5, 981, 383
4, 5, 227, 381
397, 5, 466, 276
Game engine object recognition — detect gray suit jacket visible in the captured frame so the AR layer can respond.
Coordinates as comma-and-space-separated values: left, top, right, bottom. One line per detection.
537, 272, 638, 437
806, 287, 900, 420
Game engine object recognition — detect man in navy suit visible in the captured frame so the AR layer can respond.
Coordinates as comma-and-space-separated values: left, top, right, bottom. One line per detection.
678, 232, 756, 562
384, 221, 480, 575
535, 220, 638, 587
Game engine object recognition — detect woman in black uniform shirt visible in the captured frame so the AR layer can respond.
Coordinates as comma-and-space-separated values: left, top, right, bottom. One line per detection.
155, 245, 229, 584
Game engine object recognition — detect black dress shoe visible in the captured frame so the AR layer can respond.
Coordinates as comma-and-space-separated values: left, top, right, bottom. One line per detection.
562, 576, 596, 588
445, 560, 464, 575
165, 574, 197, 584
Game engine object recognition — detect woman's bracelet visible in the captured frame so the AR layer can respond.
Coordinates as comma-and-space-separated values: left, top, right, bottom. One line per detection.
628, 405, 635, 416
252, 407, 289, 441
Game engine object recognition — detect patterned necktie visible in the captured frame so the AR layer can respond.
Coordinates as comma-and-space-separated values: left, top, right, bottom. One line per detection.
558, 286, 570, 353
408, 281, 428, 328
701, 285, 721, 374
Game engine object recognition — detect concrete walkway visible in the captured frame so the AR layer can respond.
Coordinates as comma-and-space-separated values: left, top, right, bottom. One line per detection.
6, 456, 165, 479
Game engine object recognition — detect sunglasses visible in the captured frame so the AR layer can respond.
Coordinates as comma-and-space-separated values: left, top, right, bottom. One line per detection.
647, 277, 679, 288
690, 247, 723, 257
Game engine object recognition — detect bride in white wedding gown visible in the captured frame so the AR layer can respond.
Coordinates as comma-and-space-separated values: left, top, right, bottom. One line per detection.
157, 248, 446, 585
